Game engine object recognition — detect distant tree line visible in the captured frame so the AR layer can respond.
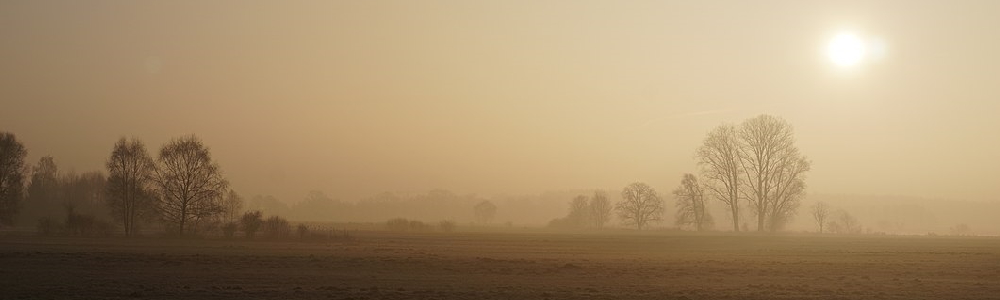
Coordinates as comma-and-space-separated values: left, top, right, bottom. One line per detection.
0, 132, 245, 236
0, 114, 814, 235
549, 114, 812, 233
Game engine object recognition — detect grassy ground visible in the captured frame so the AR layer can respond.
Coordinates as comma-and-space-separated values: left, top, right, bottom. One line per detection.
0, 231, 998, 299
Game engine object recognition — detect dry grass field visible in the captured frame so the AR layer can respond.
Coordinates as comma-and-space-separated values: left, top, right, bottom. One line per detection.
1, 231, 998, 300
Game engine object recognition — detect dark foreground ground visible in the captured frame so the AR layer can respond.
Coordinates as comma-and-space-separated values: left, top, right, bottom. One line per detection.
1, 232, 998, 300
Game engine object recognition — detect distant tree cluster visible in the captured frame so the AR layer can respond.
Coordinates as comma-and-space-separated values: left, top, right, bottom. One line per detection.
0, 114, 813, 235
810, 201, 868, 235
474, 200, 497, 224
549, 190, 615, 229
0, 132, 244, 237
826, 209, 862, 234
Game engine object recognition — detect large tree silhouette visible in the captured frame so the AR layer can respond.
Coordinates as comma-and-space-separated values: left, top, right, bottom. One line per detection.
106, 137, 157, 236
616, 182, 663, 230
738, 115, 810, 232
673, 173, 713, 231
154, 135, 228, 235
0, 132, 27, 226
697, 124, 743, 232
589, 190, 613, 229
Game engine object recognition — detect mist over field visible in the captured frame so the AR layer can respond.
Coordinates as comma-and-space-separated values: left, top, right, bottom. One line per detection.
1, 1, 999, 299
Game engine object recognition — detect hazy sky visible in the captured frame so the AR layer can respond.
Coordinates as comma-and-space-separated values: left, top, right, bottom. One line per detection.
2, 1, 998, 203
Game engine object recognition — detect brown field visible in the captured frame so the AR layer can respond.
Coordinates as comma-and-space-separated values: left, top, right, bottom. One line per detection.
1, 231, 998, 300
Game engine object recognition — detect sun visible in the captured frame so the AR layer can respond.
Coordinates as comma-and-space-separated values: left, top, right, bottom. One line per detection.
827, 33, 866, 67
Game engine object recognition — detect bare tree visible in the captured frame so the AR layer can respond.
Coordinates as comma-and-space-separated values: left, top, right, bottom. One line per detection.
811, 201, 830, 233
673, 173, 713, 231
765, 156, 810, 231
473, 200, 496, 224
737, 115, 810, 232
220, 189, 243, 237
24, 156, 61, 222
220, 189, 243, 224
827, 209, 861, 234
616, 182, 664, 230
589, 190, 613, 229
106, 138, 157, 236
697, 124, 743, 232
0, 132, 27, 226
567, 195, 590, 227
154, 135, 228, 235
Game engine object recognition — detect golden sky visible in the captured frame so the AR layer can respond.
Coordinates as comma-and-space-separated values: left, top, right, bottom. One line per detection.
2, 1, 998, 203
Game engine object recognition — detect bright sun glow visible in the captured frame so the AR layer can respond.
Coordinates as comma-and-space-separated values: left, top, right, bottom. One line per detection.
827, 33, 866, 67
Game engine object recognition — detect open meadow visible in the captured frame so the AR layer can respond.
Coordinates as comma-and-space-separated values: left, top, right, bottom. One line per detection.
1, 231, 998, 300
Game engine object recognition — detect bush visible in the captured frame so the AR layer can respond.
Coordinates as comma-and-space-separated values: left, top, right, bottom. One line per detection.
408, 220, 428, 231
386, 218, 410, 231
241, 211, 263, 238
64, 210, 114, 237
261, 215, 291, 238
189, 219, 222, 236
298, 224, 353, 241
386, 218, 431, 232
439, 220, 456, 232
297, 223, 309, 238
547, 217, 573, 229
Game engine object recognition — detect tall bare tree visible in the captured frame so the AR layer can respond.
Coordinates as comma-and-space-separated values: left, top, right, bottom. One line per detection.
697, 124, 743, 232
154, 135, 228, 235
673, 173, 713, 231
473, 200, 496, 224
616, 182, 664, 230
0, 132, 27, 226
765, 156, 810, 231
23, 156, 61, 222
811, 201, 830, 233
737, 115, 810, 232
221, 189, 243, 224
589, 190, 613, 229
106, 138, 157, 236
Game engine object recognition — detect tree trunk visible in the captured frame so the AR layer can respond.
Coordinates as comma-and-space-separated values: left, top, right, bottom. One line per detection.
179, 205, 187, 235
731, 209, 739, 232
757, 214, 765, 232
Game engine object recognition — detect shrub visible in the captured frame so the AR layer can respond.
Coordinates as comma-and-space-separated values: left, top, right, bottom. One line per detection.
385, 218, 435, 232
190, 219, 222, 237
386, 218, 410, 231
297, 223, 309, 238
439, 220, 456, 232
408, 220, 428, 231
64, 209, 114, 237
547, 217, 573, 229
241, 211, 263, 238
262, 215, 291, 238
